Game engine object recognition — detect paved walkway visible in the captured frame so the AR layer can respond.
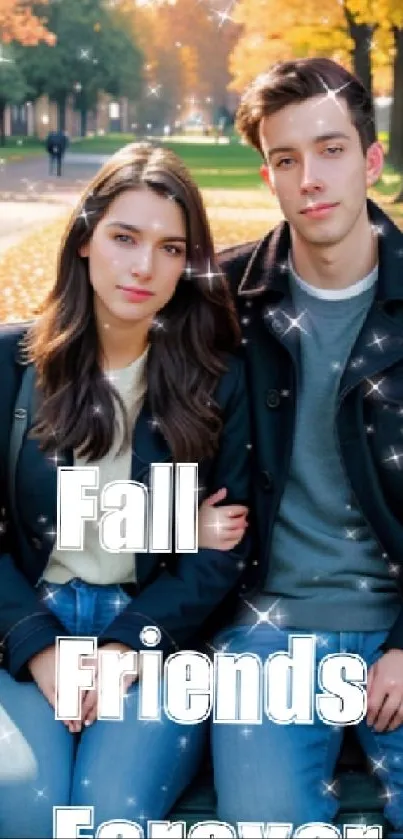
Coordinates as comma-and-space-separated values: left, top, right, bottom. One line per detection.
0, 153, 101, 203
0, 154, 101, 254
0, 153, 282, 256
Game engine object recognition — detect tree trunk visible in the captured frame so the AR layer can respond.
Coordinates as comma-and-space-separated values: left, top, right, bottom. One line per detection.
0, 102, 6, 147
388, 27, 403, 187
56, 95, 67, 132
343, 5, 373, 100
80, 107, 88, 137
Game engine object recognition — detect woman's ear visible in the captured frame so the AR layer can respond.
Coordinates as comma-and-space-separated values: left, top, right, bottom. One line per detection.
79, 242, 90, 258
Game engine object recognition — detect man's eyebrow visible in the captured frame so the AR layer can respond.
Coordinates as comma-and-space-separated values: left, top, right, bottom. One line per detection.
267, 132, 351, 158
106, 221, 186, 242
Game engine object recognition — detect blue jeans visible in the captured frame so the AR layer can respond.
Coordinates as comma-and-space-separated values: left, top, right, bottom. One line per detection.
212, 625, 403, 837
0, 579, 207, 838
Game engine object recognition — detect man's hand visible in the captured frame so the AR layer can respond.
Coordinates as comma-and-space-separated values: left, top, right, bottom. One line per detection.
367, 649, 403, 732
81, 642, 139, 728
198, 487, 248, 551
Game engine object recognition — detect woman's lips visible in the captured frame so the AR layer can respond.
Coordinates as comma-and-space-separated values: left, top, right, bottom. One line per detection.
301, 203, 339, 219
118, 286, 154, 301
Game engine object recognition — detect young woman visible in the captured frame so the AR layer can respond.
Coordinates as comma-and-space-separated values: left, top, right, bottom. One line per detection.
0, 142, 250, 838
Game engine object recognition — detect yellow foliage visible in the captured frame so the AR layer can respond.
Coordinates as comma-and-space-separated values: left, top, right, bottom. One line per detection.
0, 0, 55, 45
229, 0, 397, 93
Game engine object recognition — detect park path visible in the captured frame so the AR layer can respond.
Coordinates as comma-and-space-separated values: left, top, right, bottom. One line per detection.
0, 154, 103, 254
0, 153, 282, 255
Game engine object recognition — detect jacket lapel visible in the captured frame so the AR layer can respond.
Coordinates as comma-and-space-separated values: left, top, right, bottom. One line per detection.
338, 305, 403, 402
238, 222, 302, 368
236, 200, 403, 399
130, 399, 172, 485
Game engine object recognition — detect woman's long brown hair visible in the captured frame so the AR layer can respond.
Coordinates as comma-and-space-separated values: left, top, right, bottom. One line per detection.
23, 143, 241, 463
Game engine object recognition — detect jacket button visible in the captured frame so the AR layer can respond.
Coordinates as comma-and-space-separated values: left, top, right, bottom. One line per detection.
266, 389, 281, 409
14, 408, 27, 419
260, 470, 274, 491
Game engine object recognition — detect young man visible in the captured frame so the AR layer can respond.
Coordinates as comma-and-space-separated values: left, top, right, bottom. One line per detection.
209, 57, 403, 834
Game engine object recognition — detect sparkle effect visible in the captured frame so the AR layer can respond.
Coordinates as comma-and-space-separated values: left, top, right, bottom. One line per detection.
311, 77, 353, 115
367, 333, 388, 352
213, 0, 236, 27
198, 260, 222, 291
242, 597, 287, 633
365, 377, 386, 399
383, 446, 403, 470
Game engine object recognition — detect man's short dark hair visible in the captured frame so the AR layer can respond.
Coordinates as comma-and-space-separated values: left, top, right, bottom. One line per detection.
236, 57, 377, 157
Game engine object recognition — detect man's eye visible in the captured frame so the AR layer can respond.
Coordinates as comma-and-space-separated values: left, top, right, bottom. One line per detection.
326, 146, 343, 155
276, 158, 294, 168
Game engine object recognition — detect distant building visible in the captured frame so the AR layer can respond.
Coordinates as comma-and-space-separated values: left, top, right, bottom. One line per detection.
3, 94, 393, 139
3, 93, 132, 139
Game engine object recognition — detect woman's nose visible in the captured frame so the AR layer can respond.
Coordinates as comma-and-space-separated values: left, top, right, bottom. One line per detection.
131, 247, 153, 278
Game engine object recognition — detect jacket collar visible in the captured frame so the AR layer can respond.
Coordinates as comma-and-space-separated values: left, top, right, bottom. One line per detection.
238, 200, 403, 304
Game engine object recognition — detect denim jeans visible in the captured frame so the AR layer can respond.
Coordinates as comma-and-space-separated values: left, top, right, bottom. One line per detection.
0, 579, 207, 838
211, 625, 403, 838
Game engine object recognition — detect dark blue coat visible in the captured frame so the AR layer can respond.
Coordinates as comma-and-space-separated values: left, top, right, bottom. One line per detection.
0, 325, 251, 679
219, 199, 403, 651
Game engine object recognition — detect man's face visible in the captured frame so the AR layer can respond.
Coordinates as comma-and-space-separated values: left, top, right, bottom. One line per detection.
259, 94, 383, 247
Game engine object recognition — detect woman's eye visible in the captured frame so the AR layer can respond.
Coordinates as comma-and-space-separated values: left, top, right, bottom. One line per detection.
114, 233, 133, 244
164, 244, 185, 256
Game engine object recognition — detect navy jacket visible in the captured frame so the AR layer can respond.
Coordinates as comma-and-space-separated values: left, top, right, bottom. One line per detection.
219, 199, 403, 651
0, 323, 251, 679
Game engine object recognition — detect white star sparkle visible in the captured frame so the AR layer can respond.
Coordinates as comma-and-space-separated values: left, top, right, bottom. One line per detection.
198, 260, 222, 291
322, 779, 338, 796
311, 78, 352, 115
365, 377, 385, 399
383, 446, 403, 469
214, 3, 235, 27
48, 452, 64, 468
242, 597, 286, 633
370, 756, 387, 774
282, 311, 309, 337
367, 333, 388, 352
147, 84, 162, 98
151, 317, 166, 332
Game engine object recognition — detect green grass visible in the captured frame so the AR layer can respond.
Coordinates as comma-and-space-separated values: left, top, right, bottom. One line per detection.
372, 162, 402, 199
70, 133, 264, 189
0, 136, 45, 159
1, 131, 402, 201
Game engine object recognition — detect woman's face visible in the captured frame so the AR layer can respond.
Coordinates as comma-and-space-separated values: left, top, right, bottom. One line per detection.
80, 186, 187, 328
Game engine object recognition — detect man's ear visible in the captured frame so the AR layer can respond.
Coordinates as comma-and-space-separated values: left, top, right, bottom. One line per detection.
366, 141, 384, 188
260, 163, 276, 195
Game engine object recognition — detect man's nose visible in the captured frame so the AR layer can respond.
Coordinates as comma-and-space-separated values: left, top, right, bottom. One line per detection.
300, 157, 323, 193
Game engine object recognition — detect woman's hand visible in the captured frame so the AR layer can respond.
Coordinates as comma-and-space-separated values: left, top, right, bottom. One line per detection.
81, 641, 139, 728
28, 645, 83, 734
28, 645, 58, 710
198, 487, 248, 550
